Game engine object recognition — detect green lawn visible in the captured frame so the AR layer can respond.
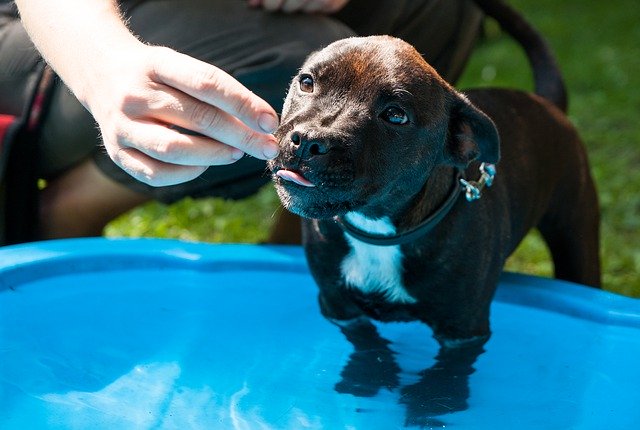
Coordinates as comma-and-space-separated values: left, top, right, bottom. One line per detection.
106, 0, 640, 297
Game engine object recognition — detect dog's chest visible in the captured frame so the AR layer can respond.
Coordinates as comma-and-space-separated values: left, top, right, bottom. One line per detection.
339, 213, 416, 304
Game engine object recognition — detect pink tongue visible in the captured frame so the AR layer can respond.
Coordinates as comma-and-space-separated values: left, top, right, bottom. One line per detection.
276, 169, 315, 187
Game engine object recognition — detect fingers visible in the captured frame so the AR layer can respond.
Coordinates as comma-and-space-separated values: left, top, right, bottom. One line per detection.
250, 0, 348, 13
110, 146, 210, 187
281, 0, 310, 13
149, 47, 279, 135
304, 0, 350, 13
147, 85, 279, 160
118, 121, 247, 166
92, 45, 283, 187
102, 121, 244, 186
261, 0, 285, 11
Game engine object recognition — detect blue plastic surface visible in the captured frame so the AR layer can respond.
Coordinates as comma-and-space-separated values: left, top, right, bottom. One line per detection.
1, 238, 639, 429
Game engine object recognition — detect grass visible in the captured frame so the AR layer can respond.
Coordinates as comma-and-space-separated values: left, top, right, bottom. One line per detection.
106, 0, 640, 296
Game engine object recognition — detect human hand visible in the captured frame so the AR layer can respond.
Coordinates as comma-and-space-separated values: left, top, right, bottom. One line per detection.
247, 0, 350, 14
81, 43, 280, 187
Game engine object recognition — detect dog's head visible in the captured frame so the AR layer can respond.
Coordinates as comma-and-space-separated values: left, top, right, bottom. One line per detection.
268, 36, 499, 220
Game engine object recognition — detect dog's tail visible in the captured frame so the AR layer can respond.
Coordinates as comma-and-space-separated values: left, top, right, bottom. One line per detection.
473, 0, 568, 112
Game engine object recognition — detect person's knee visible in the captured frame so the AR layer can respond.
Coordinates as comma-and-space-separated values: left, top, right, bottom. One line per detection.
38, 84, 100, 178
38, 159, 148, 239
124, 0, 356, 110
0, 16, 42, 116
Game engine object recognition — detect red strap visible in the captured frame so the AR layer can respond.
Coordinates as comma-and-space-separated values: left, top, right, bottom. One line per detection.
0, 114, 17, 149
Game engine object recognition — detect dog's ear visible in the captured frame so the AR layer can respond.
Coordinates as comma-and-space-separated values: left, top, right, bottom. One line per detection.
445, 96, 500, 167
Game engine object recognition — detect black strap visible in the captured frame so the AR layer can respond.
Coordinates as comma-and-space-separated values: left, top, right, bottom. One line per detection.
1, 65, 55, 245
334, 170, 463, 246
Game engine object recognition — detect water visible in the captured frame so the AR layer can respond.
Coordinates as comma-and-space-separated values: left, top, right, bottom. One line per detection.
0, 242, 639, 429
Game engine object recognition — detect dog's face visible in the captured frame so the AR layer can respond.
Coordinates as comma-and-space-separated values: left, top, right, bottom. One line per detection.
268, 36, 499, 220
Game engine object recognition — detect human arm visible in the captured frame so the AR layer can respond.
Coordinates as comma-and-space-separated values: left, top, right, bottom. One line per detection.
14, 0, 280, 186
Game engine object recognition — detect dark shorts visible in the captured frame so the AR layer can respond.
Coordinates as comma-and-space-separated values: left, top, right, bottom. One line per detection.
0, 0, 482, 203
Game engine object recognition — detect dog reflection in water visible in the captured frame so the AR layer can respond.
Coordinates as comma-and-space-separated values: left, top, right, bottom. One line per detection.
334, 319, 484, 427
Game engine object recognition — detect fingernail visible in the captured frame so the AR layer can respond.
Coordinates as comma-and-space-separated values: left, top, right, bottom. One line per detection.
263, 144, 279, 159
231, 149, 245, 160
258, 113, 279, 133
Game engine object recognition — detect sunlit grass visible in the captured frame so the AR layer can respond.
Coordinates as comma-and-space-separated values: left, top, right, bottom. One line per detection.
106, 185, 281, 244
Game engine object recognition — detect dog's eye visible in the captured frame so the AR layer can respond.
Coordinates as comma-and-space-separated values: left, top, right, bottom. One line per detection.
380, 106, 409, 125
299, 75, 314, 93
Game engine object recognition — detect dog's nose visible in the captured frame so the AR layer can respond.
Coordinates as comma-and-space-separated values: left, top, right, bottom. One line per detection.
290, 131, 329, 160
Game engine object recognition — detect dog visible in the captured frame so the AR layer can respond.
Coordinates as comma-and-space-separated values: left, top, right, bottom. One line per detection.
268, 1, 600, 351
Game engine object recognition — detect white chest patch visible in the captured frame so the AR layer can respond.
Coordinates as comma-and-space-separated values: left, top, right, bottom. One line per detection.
340, 212, 416, 304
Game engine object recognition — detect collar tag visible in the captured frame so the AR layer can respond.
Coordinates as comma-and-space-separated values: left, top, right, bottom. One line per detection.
460, 163, 496, 202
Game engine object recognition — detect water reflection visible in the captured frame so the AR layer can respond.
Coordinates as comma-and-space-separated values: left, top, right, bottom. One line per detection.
334, 321, 485, 428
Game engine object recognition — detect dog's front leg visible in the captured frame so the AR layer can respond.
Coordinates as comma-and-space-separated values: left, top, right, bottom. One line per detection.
419, 284, 494, 349
317, 289, 400, 397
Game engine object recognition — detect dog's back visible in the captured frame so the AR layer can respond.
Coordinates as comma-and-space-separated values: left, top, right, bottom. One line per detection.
465, 88, 600, 286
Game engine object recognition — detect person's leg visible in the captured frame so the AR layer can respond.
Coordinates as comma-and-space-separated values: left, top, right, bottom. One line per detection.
0, 7, 149, 240
4, 0, 356, 240
0, 6, 41, 116
335, 0, 483, 83
38, 158, 148, 239
3, 0, 482, 241
34, 73, 152, 239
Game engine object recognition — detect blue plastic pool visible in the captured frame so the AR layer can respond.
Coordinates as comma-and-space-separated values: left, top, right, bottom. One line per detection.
1, 238, 639, 429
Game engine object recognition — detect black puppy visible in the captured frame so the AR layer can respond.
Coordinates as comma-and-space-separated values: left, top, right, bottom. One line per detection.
268, 4, 600, 349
